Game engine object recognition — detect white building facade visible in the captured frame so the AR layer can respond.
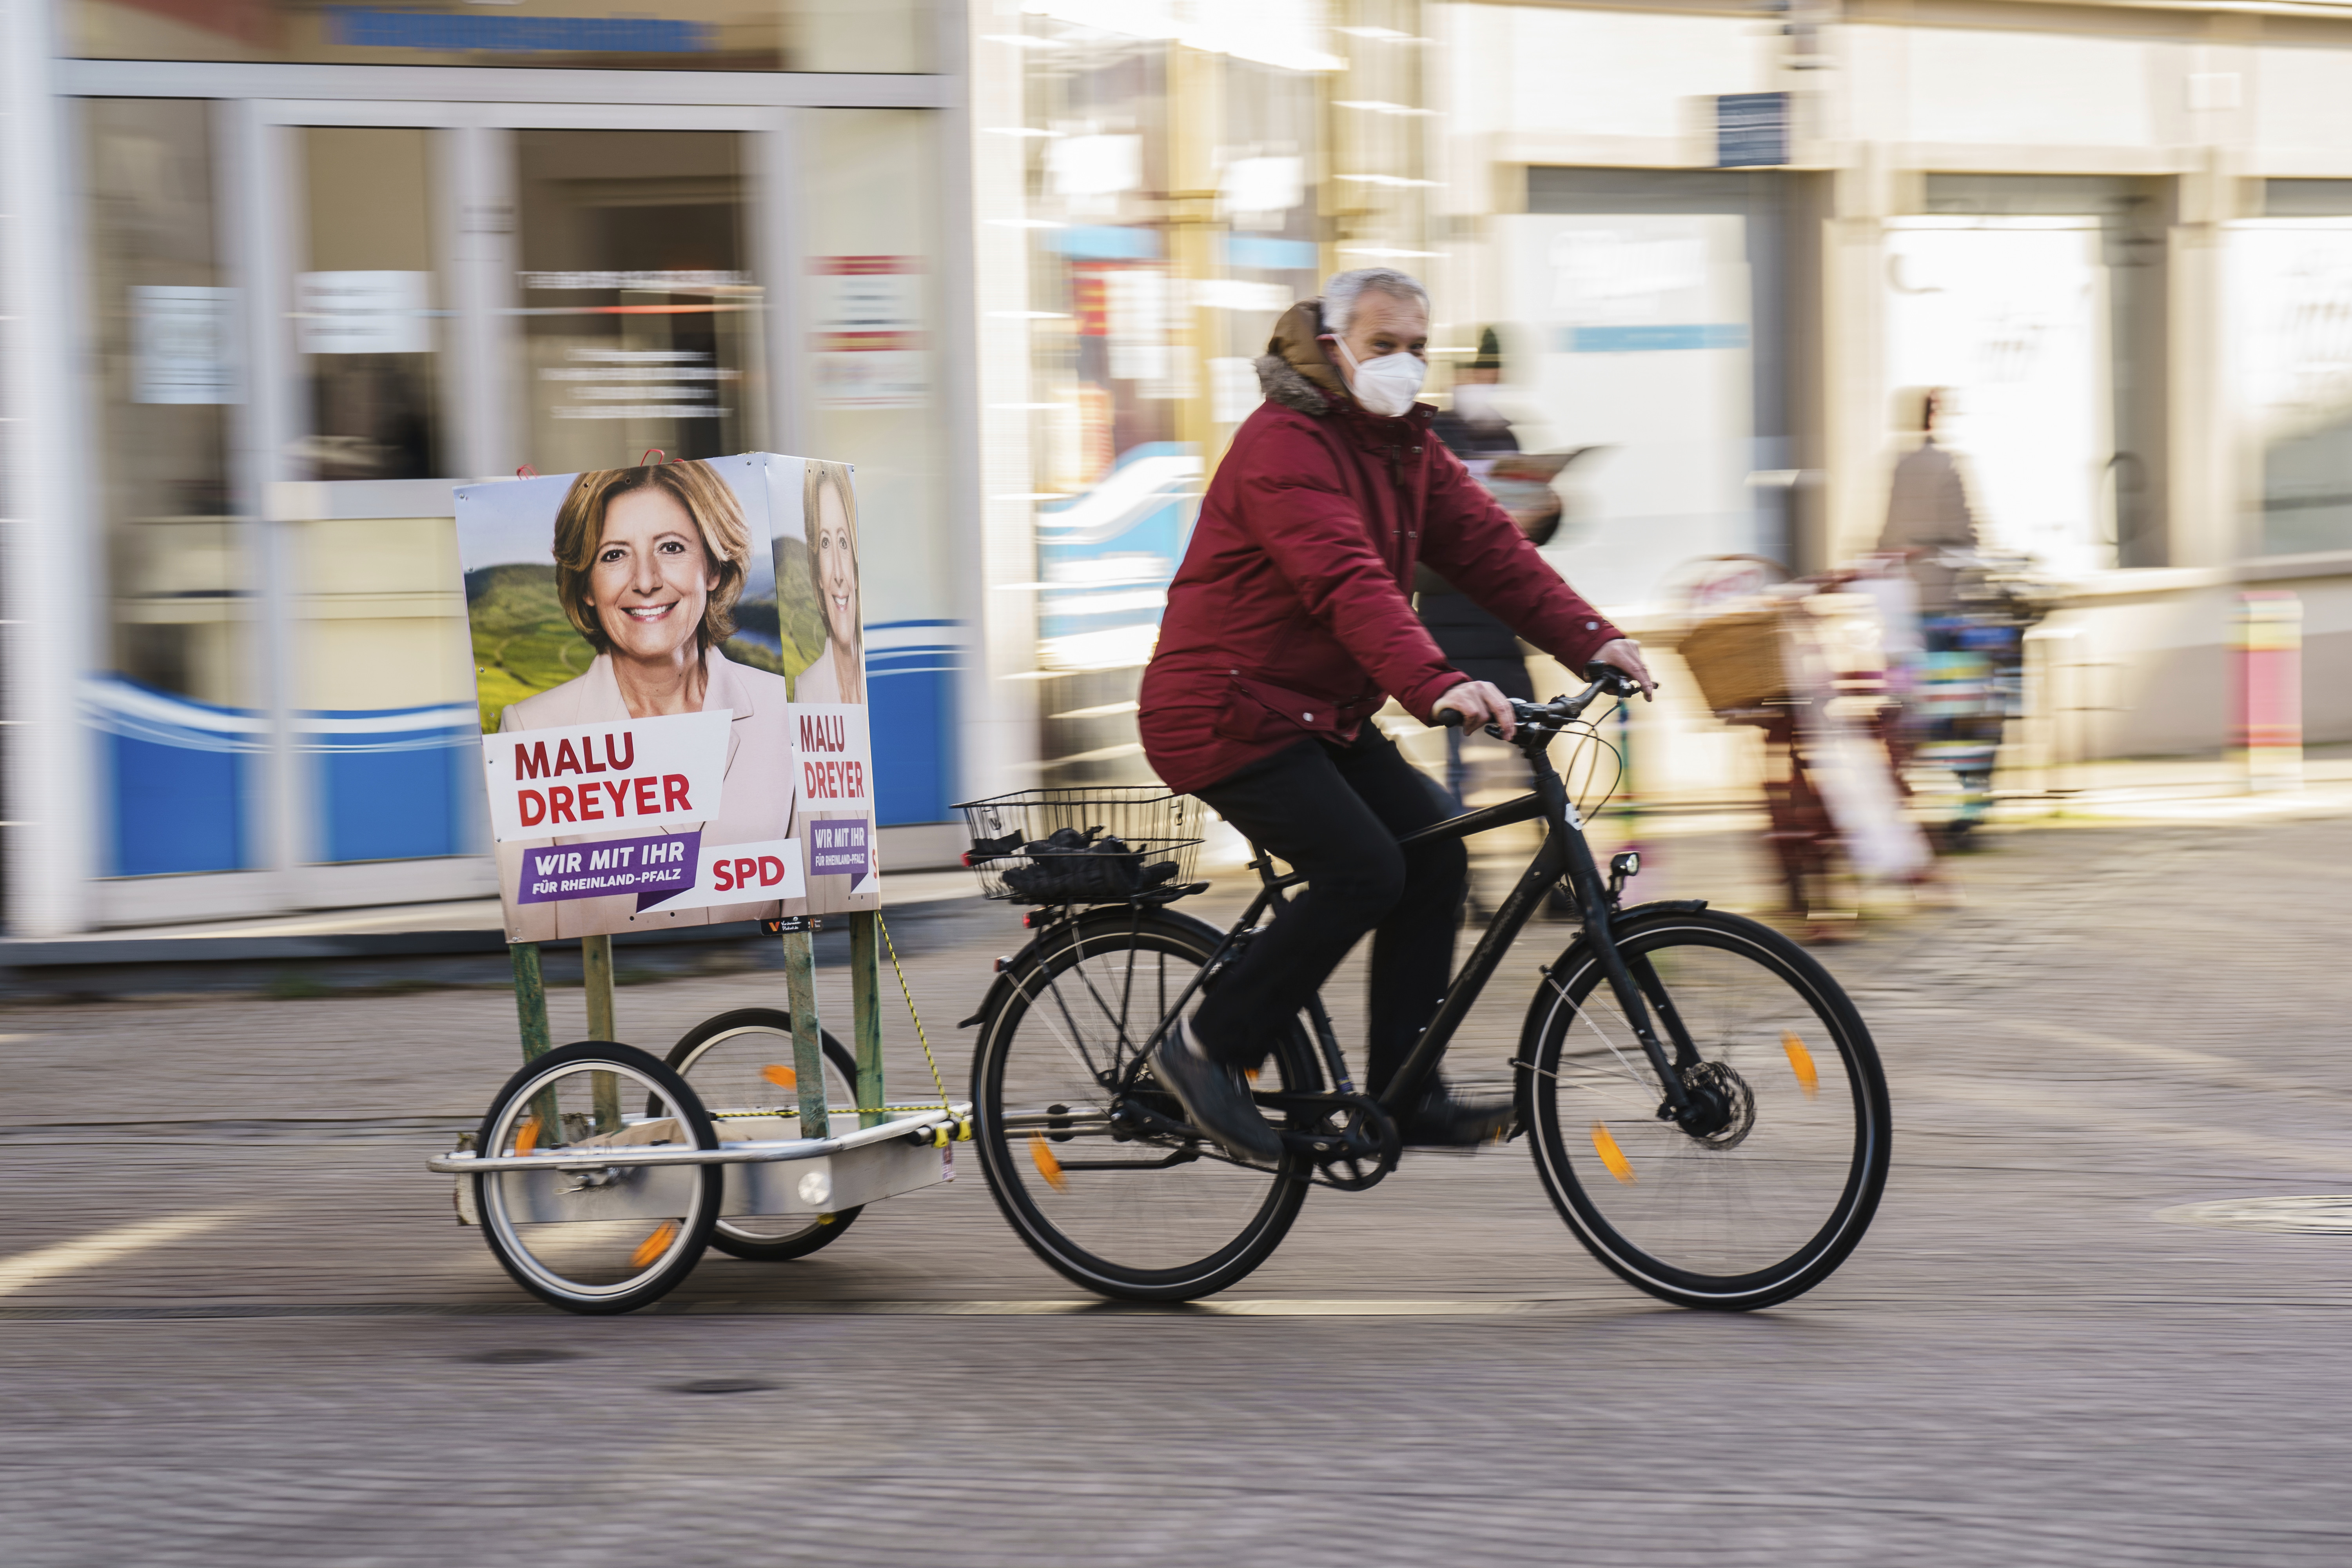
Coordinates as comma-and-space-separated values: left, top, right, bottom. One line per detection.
4, 0, 2349, 932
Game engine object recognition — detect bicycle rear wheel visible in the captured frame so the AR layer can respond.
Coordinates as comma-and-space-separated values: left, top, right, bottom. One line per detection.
973, 909, 1316, 1302
1523, 907, 1890, 1310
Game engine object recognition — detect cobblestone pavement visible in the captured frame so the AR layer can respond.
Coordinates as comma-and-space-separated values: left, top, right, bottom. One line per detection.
4, 809, 2351, 1564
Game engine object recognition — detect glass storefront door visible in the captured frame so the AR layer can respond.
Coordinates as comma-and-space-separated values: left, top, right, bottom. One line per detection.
79, 98, 259, 880
80, 101, 779, 913
513, 130, 764, 474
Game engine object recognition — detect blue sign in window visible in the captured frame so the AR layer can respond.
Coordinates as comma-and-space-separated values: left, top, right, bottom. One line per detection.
1558, 324, 1749, 354
327, 8, 713, 53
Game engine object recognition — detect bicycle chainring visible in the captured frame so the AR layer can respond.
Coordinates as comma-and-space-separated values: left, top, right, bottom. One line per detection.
1303, 1097, 1400, 1191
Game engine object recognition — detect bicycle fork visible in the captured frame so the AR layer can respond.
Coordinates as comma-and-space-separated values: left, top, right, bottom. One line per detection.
1543, 772, 1698, 1123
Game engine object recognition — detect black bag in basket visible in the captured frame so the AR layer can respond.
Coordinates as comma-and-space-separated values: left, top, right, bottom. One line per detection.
1000, 826, 1177, 905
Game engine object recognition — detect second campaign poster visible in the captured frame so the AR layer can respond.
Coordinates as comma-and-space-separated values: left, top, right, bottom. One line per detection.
454, 453, 878, 942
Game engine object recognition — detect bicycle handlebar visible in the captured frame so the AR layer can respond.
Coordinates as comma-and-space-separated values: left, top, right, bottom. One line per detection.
1433, 661, 1640, 732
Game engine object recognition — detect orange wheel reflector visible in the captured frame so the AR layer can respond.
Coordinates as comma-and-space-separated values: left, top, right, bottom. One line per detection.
514, 1115, 541, 1156
760, 1063, 797, 1089
630, 1219, 681, 1269
1591, 1122, 1636, 1184
1782, 1031, 1820, 1098
1029, 1134, 1068, 1193
1243, 1067, 1259, 1082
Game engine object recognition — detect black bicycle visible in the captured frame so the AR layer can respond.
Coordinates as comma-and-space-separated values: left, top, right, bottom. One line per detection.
956, 664, 1891, 1311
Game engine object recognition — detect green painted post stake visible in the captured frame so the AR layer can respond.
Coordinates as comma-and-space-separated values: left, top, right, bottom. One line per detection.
849, 912, 886, 1128
582, 933, 620, 1132
511, 942, 552, 1060
510, 942, 561, 1142
779, 927, 829, 1138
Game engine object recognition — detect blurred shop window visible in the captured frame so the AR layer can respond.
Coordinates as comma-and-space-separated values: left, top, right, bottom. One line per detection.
799, 109, 956, 825
289, 127, 475, 864
2238, 181, 2352, 557
514, 130, 763, 477
295, 127, 443, 481
63, 0, 931, 72
1005, 4, 1336, 786
81, 98, 257, 876
1509, 167, 1789, 608
1898, 174, 2172, 575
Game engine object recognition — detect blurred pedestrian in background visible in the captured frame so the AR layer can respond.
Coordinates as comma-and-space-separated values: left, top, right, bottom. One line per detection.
1417, 328, 1564, 808
1878, 387, 2001, 846
1878, 387, 1981, 619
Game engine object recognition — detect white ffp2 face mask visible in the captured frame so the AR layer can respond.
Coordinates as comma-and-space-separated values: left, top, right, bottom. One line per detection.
1330, 336, 1427, 418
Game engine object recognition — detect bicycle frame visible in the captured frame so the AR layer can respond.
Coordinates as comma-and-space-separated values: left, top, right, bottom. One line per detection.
1009, 678, 1701, 1132
1245, 711, 1696, 1123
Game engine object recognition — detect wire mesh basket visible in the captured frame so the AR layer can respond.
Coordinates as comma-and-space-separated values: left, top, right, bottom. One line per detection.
953, 788, 1205, 905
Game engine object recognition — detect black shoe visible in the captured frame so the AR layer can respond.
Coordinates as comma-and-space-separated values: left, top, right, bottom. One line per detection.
1151, 1022, 1283, 1164
1394, 1083, 1515, 1148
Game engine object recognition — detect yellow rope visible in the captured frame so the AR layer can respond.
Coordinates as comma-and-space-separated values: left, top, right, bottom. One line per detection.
709, 1104, 959, 1118
878, 913, 970, 1143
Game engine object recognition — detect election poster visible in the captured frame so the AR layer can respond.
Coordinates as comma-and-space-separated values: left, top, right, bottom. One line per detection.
778, 457, 879, 916
454, 453, 877, 942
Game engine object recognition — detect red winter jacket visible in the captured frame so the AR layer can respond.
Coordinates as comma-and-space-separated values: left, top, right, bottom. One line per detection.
1138, 301, 1623, 795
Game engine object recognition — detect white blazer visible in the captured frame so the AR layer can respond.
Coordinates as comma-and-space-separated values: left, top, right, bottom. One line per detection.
494, 645, 795, 942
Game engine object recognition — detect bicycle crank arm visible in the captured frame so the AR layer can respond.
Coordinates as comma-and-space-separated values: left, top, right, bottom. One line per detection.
1276, 1127, 1385, 1160
1052, 1149, 1202, 1173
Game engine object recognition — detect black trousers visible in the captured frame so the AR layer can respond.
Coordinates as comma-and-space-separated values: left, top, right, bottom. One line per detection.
1191, 726, 1465, 1094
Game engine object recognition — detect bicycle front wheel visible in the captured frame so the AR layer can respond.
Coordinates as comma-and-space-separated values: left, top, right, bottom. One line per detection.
973, 909, 1316, 1302
1523, 907, 1890, 1310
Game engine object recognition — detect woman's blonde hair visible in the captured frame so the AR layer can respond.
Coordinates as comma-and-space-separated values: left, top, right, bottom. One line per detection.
552, 459, 750, 654
802, 459, 859, 646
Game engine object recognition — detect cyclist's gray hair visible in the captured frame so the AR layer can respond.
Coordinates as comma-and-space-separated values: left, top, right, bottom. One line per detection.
1321, 267, 1430, 336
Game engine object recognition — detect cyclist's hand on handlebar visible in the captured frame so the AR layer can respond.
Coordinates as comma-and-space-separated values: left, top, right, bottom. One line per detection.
1431, 680, 1517, 740
1590, 639, 1657, 701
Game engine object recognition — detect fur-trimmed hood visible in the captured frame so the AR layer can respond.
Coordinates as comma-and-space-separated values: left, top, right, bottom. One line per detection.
1254, 299, 1347, 416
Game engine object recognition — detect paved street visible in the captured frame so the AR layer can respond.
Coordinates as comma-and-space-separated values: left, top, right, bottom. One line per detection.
4, 806, 2351, 1564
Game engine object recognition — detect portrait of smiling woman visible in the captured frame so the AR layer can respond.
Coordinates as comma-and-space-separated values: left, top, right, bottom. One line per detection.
494, 458, 795, 939
790, 459, 864, 705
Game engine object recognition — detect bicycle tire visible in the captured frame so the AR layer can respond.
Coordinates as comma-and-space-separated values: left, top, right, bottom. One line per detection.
666, 1008, 864, 1261
474, 1041, 720, 1315
1521, 906, 1890, 1310
972, 907, 1316, 1302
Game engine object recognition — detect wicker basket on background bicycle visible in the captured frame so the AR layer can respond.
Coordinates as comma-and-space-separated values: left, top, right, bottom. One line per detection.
953, 788, 1205, 906
1677, 607, 1791, 714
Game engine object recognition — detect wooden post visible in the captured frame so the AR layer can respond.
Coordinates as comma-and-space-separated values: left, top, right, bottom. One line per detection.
510, 942, 552, 1060
779, 925, 829, 1138
581, 933, 620, 1132
582, 933, 617, 1038
849, 911, 886, 1128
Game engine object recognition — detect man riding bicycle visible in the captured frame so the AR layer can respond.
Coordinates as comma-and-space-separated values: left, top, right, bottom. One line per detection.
1140, 267, 1654, 1162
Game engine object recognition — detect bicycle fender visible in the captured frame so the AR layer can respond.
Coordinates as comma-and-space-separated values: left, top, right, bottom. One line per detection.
1617, 898, 1709, 920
